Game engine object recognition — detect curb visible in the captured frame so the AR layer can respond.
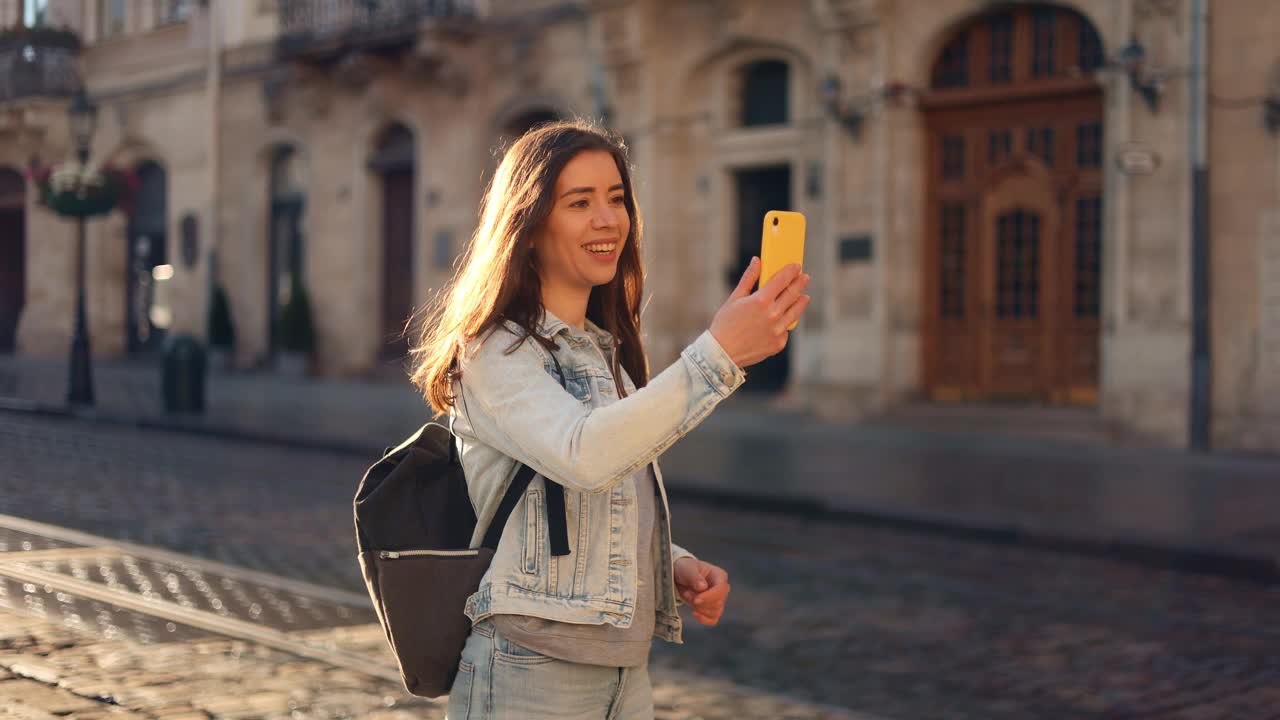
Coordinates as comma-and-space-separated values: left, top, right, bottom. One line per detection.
0, 397, 381, 458
662, 480, 1280, 586
3, 398, 1278, 587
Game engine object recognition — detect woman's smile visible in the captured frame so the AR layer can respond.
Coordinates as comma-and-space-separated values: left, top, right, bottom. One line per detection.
583, 240, 619, 261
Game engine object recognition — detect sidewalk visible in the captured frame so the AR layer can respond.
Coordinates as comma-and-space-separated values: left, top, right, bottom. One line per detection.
3, 353, 1279, 583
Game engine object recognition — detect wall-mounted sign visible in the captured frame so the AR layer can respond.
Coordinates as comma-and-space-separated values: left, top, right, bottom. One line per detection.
1115, 142, 1160, 175
840, 234, 873, 263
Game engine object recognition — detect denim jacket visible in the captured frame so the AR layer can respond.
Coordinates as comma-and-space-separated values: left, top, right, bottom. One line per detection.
450, 310, 745, 642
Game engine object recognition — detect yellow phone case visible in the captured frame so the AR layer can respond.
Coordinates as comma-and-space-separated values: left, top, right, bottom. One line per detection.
759, 210, 806, 330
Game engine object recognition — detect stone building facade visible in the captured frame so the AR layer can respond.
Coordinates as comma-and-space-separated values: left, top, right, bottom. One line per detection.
2, 0, 1278, 452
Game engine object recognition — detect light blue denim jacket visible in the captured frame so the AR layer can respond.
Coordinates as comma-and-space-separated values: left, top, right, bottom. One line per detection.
450, 310, 745, 643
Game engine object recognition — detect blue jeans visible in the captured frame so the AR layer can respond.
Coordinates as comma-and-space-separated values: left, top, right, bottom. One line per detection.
447, 620, 654, 720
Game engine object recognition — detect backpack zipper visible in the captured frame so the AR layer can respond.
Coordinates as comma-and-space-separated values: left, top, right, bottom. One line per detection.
379, 549, 481, 559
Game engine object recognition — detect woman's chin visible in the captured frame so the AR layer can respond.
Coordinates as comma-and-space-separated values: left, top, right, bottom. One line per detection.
584, 267, 620, 287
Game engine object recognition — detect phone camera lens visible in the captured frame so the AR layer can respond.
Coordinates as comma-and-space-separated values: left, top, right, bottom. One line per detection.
772, 217, 779, 227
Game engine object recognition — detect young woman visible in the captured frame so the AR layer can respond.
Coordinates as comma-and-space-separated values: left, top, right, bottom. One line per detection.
409, 120, 810, 719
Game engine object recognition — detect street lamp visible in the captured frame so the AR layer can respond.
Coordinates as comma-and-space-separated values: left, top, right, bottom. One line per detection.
1118, 35, 1162, 113
66, 88, 97, 406
819, 74, 869, 139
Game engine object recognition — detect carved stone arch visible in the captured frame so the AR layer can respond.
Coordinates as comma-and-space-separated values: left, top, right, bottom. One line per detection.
676, 41, 817, 131
912, 1, 1112, 90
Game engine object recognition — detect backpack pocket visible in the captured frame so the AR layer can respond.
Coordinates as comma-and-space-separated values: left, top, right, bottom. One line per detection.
359, 547, 494, 698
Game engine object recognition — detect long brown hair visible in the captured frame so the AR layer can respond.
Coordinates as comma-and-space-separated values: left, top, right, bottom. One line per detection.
409, 119, 648, 416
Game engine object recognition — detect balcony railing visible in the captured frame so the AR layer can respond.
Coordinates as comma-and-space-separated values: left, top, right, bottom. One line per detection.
0, 28, 81, 103
277, 0, 479, 59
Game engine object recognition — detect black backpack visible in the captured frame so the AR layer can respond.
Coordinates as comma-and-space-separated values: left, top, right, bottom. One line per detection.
354, 390, 570, 697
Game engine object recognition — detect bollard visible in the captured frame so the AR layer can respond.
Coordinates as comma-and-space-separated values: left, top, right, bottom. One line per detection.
162, 334, 206, 414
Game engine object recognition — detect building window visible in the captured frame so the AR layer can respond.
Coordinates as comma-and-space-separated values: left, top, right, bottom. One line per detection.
1027, 127, 1054, 167
932, 31, 970, 89
1032, 8, 1057, 78
988, 12, 1014, 84
942, 135, 965, 179
1076, 122, 1102, 167
933, 7, 1104, 92
940, 204, 967, 318
99, 0, 126, 39
1074, 196, 1102, 317
1077, 18, 1104, 73
996, 209, 1041, 319
155, 0, 193, 26
988, 129, 1012, 166
740, 60, 789, 127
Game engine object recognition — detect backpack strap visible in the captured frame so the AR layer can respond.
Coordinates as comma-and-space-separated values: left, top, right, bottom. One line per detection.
481, 463, 539, 551
542, 350, 571, 557
475, 342, 572, 557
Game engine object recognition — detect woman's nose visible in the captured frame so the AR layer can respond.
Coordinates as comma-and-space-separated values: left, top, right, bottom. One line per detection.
590, 203, 617, 229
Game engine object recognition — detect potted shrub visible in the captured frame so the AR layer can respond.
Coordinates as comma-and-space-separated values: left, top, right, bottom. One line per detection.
207, 284, 235, 370
277, 274, 315, 377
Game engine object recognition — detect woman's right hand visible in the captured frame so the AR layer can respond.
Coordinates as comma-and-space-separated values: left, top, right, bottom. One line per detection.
709, 257, 811, 369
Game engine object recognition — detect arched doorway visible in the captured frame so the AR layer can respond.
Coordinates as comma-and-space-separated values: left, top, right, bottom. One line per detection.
369, 124, 415, 360
268, 145, 306, 358
734, 165, 792, 392
0, 168, 24, 353
730, 58, 793, 392
921, 5, 1105, 404
127, 161, 168, 354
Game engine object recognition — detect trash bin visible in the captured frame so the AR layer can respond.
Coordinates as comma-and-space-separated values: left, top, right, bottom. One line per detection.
162, 334, 206, 414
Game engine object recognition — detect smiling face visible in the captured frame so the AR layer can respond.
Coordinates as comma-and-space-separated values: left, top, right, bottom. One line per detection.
533, 149, 632, 306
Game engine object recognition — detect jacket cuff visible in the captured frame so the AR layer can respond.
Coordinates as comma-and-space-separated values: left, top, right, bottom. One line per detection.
671, 542, 696, 565
671, 542, 696, 607
682, 330, 746, 398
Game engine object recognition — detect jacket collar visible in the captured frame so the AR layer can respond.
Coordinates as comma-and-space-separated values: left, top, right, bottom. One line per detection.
538, 308, 617, 350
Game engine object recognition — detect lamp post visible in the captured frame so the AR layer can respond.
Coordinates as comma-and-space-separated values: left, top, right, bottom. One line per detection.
66, 88, 97, 406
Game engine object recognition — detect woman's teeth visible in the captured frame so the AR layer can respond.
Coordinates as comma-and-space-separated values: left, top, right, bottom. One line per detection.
585, 243, 616, 254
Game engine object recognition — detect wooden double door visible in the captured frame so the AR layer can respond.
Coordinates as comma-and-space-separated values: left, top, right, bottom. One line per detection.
924, 90, 1103, 404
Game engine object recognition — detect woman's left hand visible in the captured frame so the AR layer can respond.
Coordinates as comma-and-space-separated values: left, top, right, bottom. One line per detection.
674, 557, 731, 626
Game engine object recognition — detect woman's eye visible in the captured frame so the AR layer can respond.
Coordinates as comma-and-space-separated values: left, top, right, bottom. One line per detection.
610, 196, 625, 205
570, 199, 588, 208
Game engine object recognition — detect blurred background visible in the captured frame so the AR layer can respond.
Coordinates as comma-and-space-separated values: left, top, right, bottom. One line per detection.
1, 1, 1280, 719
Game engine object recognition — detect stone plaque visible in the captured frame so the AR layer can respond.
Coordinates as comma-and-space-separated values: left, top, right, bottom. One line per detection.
839, 234, 873, 263
1116, 142, 1160, 175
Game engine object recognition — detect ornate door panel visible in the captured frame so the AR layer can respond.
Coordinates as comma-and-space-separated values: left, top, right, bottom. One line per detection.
981, 179, 1057, 400
922, 4, 1104, 404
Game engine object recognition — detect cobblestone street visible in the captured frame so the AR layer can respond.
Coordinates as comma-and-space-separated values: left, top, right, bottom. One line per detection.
2, 413, 1279, 718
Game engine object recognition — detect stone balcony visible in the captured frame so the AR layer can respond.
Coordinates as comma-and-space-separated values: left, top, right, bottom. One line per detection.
0, 27, 81, 103
275, 0, 481, 64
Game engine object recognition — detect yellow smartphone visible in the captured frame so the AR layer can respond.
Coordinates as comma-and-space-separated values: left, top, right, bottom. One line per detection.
759, 210, 806, 330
